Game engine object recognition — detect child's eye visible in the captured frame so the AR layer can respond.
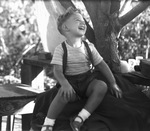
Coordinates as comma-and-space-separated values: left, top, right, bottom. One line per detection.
76, 19, 80, 22
76, 19, 84, 23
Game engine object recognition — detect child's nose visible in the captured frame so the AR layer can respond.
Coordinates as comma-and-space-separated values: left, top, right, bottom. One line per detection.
81, 21, 85, 25
80, 22, 86, 27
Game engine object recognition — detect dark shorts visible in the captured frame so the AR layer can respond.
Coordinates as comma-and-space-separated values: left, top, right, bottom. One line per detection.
65, 70, 98, 99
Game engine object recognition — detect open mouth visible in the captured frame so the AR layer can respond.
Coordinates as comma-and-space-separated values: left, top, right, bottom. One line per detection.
78, 26, 85, 30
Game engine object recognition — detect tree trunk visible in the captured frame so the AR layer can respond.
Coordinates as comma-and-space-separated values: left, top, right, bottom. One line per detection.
83, 0, 121, 73
53, 0, 150, 73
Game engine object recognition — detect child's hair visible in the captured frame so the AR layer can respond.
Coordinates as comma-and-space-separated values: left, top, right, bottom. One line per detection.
57, 6, 81, 35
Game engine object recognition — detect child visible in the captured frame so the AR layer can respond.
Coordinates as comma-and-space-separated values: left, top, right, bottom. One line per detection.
41, 7, 122, 131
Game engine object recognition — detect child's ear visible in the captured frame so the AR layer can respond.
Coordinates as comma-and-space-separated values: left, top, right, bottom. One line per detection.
62, 24, 69, 32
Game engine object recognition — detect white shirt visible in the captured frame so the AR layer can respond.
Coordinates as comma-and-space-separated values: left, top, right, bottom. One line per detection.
51, 41, 103, 75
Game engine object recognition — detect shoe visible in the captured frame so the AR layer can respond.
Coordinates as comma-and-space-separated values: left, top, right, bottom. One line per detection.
70, 116, 83, 131
38, 125, 53, 131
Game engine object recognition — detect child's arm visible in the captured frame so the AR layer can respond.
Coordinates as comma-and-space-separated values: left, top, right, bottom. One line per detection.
95, 60, 122, 98
53, 64, 75, 100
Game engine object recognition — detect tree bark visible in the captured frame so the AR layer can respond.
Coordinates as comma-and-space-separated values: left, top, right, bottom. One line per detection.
57, 0, 75, 9
57, 0, 150, 73
83, 0, 121, 73
119, 1, 150, 28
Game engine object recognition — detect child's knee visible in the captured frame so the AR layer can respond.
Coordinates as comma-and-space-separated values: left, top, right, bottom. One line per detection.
55, 91, 69, 103
94, 81, 108, 94
55, 90, 78, 103
86, 80, 107, 97
101, 81, 108, 92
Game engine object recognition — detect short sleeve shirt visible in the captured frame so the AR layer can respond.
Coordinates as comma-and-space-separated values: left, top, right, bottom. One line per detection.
51, 41, 103, 75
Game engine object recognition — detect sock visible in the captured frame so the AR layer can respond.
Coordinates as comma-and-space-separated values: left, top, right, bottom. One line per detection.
41, 117, 56, 131
75, 109, 91, 122
43, 117, 56, 126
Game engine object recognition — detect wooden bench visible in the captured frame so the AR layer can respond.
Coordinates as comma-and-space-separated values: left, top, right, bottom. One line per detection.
0, 84, 43, 131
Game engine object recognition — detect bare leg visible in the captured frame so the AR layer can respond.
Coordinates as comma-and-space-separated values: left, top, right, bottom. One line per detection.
85, 79, 108, 113
47, 90, 77, 119
70, 80, 108, 131
41, 90, 78, 131
47, 92, 67, 119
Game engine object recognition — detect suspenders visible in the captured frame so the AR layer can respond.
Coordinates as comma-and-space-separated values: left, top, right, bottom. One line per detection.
61, 41, 94, 74
61, 42, 67, 74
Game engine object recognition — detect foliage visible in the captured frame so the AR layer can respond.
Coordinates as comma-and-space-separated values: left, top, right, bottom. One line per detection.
0, 0, 42, 82
0, 0, 150, 84
118, 7, 150, 60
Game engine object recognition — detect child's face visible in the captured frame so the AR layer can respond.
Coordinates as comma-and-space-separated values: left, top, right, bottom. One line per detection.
64, 13, 87, 37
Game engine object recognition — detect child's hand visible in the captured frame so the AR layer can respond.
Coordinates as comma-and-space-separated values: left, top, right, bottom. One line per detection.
59, 83, 75, 101
110, 83, 122, 98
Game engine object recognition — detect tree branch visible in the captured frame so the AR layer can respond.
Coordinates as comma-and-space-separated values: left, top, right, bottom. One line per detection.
58, 0, 75, 9
119, 1, 150, 28
100, 0, 111, 15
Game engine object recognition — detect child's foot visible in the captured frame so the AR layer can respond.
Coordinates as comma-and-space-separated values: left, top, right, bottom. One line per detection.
70, 116, 83, 131
41, 125, 53, 131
